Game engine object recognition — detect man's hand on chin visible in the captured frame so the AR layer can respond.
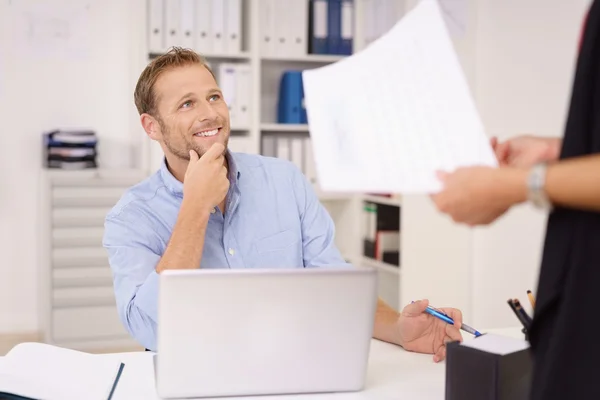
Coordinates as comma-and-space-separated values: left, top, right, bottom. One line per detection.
396, 299, 463, 363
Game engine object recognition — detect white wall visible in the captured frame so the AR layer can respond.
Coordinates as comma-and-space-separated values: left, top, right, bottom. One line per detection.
401, 0, 590, 328
0, 0, 146, 333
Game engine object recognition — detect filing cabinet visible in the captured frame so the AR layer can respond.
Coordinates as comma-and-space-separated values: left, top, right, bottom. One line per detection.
40, 169, 146, 351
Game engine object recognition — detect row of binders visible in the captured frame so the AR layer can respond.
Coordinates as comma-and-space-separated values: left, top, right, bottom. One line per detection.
261, 135, 317, 187
363, 201, 400, 267
212, 62, 252, 129
43, 130, 98, 170
148, 0, 243, 55
261, 0, 354, 58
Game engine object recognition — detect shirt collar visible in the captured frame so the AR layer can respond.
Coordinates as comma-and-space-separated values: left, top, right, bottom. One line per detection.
160, 150, 241, 197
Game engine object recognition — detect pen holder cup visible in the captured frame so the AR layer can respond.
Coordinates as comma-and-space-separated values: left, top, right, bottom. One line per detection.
445, 335, 532, 400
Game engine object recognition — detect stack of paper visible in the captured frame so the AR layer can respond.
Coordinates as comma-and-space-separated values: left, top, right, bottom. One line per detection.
302, 0, 497, 194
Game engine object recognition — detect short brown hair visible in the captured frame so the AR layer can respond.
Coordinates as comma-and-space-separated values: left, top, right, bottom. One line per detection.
134, 47, 216, 116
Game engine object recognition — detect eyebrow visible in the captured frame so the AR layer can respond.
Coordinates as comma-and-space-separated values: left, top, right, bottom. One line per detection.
175, 88, 222, 105
176, 92, 195, 105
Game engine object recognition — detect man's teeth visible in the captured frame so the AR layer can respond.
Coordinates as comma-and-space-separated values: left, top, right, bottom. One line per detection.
195, 129, 218, 137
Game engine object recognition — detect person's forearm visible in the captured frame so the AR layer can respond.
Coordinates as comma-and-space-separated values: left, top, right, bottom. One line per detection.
155, 198, 210, 273
545, 154, 600, 211
503, 154, 600, 212
372, 298, 402, 346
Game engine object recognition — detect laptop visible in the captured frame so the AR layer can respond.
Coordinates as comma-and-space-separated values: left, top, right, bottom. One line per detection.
154, 266, 378, 399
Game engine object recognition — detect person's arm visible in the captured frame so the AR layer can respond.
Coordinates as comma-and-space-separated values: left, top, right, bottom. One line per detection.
502, 154, 600, 212
103, 201, 211, 351
290, 164, 403, 344
371, 298, 403, 346
155, 197, 210, 273
103, 212, 163, 351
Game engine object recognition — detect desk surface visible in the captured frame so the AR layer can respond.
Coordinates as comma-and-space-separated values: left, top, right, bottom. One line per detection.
106, 327, 524, 400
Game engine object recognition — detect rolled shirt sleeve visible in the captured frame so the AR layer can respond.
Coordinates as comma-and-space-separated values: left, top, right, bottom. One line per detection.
290, 163, 353, 269
103, 211, 163, 351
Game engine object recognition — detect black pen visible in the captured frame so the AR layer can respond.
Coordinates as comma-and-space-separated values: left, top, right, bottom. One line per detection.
507, 299, 530, 330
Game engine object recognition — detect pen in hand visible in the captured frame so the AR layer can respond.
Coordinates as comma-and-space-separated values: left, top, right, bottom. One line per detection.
424, 305, 483, 337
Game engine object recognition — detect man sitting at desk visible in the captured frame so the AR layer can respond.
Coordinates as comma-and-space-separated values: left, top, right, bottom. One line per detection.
103, 47, 463, 359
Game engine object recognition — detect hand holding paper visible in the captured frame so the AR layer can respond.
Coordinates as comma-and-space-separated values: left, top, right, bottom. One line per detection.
302, 0, 497, 194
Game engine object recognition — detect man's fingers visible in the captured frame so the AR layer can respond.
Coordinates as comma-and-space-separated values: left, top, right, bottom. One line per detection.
189, 149, 199, 163
202, 142, 226, 161
495, 142, 510, 162
402, 299, 429, 317
442, 307, 462, 330
433, 346, 446, 363
446, 324, 463, 343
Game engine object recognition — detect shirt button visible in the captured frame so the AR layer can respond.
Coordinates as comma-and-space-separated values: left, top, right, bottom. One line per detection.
228, 248, 235, 255
210, 208, 216, 214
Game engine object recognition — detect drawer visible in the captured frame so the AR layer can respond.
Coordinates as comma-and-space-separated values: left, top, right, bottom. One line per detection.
53, 286, 115, 308
52, 227, 104, 248
52, 247, 108, 268
53, 266, 113, 288
52, 187, 126, 207
52, 208, 109, 228
52, 306, 128, 341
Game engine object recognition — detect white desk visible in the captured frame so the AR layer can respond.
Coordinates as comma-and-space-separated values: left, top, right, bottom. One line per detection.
106, 327, 525, 400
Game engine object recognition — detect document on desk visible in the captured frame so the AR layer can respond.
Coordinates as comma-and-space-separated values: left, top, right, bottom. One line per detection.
302, 0, 497, 194
0, 342, 125, 400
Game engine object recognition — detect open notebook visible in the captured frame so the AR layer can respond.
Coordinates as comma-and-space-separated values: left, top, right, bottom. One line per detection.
0, 342, 124, 400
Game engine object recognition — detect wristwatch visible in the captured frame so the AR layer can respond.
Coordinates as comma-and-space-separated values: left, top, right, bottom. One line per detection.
527, 163, 553, 211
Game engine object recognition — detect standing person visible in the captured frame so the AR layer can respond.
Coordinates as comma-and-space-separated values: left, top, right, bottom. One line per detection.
431, 1, 600, 399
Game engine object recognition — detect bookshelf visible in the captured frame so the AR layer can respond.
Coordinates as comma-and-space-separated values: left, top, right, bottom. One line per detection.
137, 0, 406, 310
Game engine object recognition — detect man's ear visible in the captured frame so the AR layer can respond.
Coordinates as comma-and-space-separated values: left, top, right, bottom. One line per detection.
140, 113, 161, 140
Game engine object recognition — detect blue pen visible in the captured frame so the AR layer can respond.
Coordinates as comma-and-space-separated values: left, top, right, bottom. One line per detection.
424, 305, 483, 337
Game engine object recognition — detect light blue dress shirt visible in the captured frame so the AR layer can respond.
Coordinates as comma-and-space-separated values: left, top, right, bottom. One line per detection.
103, 151, 350, 351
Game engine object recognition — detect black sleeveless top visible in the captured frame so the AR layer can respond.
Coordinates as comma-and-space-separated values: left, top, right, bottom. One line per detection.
528, 1, 600, 398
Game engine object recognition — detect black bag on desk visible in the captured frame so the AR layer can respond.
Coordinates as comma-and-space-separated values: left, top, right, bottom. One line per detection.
445, 333, 532, 400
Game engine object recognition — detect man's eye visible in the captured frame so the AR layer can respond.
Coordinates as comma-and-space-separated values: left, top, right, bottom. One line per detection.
209, 94, 221, 102
181, 100, 192, 108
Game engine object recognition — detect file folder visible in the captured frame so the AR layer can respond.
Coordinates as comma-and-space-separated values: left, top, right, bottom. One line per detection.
340, 0, 354, 54
195, 0, 212, 53
225, 0, 242, 54
180, 0, 195, 49
235, 63, 251, 128
327, 0, 342, 54
260, 0, 276, 56
148, 0, 165, 53
165, 0, 181, 48
217, 63, 237, 126
309, 0, 328, 54
277, 71, 306, 124
211, 0, 225, 53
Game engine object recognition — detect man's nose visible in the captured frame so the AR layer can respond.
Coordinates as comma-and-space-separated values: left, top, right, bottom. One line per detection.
197, 101, 219, 122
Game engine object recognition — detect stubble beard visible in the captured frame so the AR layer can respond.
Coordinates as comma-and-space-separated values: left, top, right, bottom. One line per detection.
159, 119, 229, 160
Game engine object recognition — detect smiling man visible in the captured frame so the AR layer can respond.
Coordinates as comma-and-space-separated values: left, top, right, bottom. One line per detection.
103, 47, 464, 356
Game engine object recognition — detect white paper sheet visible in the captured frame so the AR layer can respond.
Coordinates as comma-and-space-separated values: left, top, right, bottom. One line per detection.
461, 333, 530, 356
302, 0, 497, 194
